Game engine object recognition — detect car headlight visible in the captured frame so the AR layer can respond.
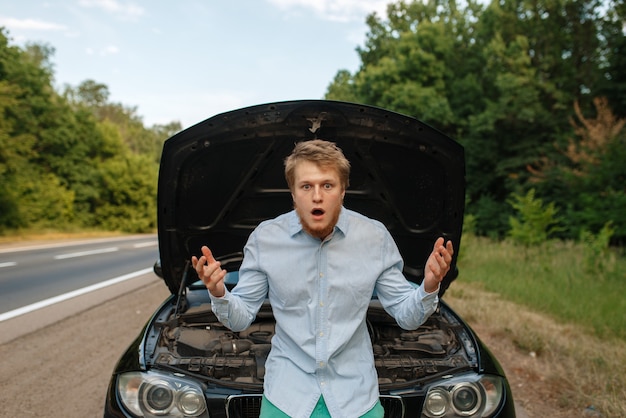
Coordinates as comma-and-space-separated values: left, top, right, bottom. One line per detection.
422, 374, 505, 418
117, 371, 208, 417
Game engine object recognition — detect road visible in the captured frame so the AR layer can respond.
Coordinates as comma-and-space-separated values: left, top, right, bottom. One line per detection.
0, 268, 170, 417
0, 235, 159, 317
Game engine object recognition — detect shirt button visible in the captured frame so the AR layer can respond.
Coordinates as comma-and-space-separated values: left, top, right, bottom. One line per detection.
319, 361, 325, 367
319, 301, 324, 307
319, 272, 323, 277
319, 332, 324, 337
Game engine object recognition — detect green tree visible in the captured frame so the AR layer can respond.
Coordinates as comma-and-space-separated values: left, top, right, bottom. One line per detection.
595, 0, 626, 118
64, 80, 173, 162
527, 97, 626, 243
62, 84, 163, 232
331, 0, 484, 133
325, 0, 615, 239
463, 0, 607, 236
0, 28, 75, 230
94, 153, 157, 232
0, 29, 170, 233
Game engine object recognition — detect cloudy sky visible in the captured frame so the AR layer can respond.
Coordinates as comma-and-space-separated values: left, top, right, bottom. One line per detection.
1, 0, 390, 128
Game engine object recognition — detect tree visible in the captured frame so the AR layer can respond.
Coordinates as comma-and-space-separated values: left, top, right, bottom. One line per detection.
336, 0, 484, 133
0, 30, 170, 233
325, 0, 616, 239
595, 0, 626, 118
530, 98, 626, 242
94, 153, 157, 232
0, 29, 74, 230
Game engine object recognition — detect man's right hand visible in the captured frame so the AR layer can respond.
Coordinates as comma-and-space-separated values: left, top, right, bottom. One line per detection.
191, 246, 226, 297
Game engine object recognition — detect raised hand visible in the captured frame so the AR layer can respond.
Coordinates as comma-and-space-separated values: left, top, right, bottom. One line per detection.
423, 237, 454, 294
191, 246, 227, 297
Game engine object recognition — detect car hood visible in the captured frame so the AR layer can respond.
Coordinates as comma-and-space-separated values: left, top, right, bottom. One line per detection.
157, 100, 465, 296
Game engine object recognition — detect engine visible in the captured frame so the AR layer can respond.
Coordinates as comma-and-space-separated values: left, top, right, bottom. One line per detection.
152, 302, 472, 387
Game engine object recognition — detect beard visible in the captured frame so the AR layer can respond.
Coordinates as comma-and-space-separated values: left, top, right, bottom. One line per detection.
296, 205, 342, 240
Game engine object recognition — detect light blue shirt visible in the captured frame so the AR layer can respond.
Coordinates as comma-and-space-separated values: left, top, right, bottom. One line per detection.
210, 207, 439, 418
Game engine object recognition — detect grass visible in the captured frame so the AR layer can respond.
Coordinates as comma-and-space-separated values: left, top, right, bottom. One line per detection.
0, 228, 150, 245
448, 234, 626, 417
456, 234, 626, 341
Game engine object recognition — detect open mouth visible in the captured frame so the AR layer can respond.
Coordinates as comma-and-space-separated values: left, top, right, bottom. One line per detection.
311, 209, 325, 216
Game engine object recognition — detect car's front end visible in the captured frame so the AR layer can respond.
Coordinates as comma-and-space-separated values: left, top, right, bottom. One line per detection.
106, 277, 514, 417
104, 100, 515, 417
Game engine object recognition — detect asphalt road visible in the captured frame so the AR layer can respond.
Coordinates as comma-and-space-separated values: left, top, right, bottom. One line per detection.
0, 235, 159, 316
0, 268, 171, 416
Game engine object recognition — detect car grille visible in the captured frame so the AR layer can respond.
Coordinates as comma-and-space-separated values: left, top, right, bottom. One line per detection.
380, 395, 405, 418
226, 394, 405, 418
226, 395, 262, 418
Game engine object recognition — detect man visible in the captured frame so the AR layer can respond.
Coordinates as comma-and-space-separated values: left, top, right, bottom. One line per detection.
192, 139, 454, 418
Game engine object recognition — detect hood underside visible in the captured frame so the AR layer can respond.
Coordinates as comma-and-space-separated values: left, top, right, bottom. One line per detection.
157, 100, 465, 295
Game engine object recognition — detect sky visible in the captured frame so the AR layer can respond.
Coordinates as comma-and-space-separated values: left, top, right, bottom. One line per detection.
1, 0, 390, 129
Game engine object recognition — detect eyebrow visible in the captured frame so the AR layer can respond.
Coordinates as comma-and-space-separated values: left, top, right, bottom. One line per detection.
297, 178, 337, 185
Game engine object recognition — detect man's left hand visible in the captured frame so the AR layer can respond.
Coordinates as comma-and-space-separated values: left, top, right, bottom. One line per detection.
424, 237, 454, 293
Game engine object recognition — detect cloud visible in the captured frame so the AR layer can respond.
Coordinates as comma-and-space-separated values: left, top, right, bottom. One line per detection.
101, 45, 120, 55
85, 45, 120, 56
78, 0, 144, 20
266, 0, 388, 22
0, 17, 67, 31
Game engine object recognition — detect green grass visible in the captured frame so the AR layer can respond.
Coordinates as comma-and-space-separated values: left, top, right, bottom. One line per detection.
456, 234, 626, 341
449, 236, 626, 417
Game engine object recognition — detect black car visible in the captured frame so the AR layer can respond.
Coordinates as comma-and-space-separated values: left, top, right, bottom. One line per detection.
104, 100, 516, 418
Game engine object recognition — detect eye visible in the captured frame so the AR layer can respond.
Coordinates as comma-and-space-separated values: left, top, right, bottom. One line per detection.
323, 183, 333, 190
302, 184, 311, 191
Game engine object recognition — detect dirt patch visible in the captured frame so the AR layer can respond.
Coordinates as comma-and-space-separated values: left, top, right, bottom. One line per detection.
445, 283, 625, 418
465, 322, 570, 417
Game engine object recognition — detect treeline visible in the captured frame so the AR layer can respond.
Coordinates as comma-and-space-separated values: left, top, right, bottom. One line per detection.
325, 0, 626, 244
2, 0, 625, 243
0, 29, 181, 233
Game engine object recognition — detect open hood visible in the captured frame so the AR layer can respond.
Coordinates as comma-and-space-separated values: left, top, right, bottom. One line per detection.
157, 100, 465, 296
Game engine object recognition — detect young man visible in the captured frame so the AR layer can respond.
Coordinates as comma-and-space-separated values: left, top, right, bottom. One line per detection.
192, 139, 454, 418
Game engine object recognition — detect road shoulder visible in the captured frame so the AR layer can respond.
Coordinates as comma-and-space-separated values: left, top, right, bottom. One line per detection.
0, 272, 170, 417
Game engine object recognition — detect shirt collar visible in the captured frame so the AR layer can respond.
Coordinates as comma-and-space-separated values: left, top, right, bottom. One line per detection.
335, 207, 349, 235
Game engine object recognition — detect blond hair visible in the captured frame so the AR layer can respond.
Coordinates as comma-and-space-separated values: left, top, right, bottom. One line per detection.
284, 139, 350, 191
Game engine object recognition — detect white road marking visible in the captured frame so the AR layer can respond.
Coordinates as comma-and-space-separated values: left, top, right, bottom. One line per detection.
0, 235, 156, 254
0, 267, 154, 322
133, 241, 158, 248
54, 247, 119, 260
0, 262, 17, 268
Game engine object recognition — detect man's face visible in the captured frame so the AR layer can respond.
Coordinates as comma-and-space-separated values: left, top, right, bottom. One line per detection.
292, 160, 345, 240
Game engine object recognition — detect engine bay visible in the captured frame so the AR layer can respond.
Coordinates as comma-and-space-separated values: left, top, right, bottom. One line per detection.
151, 301, 474, 387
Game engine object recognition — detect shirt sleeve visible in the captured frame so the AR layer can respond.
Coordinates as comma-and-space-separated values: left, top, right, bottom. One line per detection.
374, 232, 440, 330
208, 230, 268, 332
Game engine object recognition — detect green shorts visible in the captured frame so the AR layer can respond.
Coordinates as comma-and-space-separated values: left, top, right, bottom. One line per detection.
260, 395, 384, 418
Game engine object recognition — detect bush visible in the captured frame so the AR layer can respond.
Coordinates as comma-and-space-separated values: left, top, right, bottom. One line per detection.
580, 221, 616, 275
507, 189, 563, 246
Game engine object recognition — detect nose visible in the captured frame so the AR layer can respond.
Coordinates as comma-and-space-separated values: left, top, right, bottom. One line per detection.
312, 185, 323, 202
